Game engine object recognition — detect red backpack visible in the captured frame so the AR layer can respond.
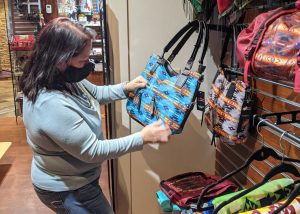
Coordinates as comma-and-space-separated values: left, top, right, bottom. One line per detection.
236, 1, 300, 93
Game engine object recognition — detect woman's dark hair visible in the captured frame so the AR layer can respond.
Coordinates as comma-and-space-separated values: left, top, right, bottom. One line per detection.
19, 17, 96, 102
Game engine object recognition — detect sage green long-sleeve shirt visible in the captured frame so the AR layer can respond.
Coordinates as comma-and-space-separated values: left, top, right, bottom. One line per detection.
23, 79, 143, 191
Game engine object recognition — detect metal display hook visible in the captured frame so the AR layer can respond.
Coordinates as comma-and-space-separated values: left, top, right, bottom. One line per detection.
256, 118, 275, 147
253, 113, 300, 145
278, 131, 289, 163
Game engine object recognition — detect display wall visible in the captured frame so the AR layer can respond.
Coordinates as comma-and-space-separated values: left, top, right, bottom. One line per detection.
106, 1, 217, 213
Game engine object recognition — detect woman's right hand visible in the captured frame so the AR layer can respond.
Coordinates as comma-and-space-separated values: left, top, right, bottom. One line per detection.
140, 120, 172, 144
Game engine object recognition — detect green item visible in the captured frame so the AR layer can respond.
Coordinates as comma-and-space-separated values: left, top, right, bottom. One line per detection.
191, 0, 203, 13
212, 178, 295, 214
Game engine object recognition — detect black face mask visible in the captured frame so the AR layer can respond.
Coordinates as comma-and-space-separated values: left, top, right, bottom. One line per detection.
63, 60, 95, 83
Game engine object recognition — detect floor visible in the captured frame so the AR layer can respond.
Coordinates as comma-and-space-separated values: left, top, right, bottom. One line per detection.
0, 117, 111, 214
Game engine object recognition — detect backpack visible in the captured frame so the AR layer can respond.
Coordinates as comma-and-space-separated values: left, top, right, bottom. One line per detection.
236, 1, 300, 93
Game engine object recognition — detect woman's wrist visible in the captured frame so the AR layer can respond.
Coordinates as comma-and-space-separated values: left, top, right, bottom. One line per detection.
122, 81, 130, 96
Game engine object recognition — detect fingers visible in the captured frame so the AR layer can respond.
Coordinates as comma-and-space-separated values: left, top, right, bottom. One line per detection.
153, 121, 171, 143
153, 119, 163, 127
141, 120, 172, 145
136, 82, 147, 88
126, 76, 147, 91
160, 126, 172, 142
135, 76, 147, 81
135, 77, 147, 87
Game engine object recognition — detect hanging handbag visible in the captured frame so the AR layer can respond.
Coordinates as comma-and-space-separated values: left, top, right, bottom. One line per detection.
126, 21, 209, 134
236, 1, 300, 93
159, 172, 239, 209
205, 25, 253, 145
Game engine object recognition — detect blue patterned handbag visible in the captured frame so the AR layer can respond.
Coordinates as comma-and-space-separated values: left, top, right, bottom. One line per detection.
127, 21, 209, 134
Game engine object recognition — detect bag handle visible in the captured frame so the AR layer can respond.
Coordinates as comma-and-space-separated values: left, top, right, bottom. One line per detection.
197, 21, 210, 74
174, 22, 209, 88
184, 21, 205, 71
220, 26, 233, 67
149, 23, 199, 75
162, 20, 199, 58
167, 24, 199, 63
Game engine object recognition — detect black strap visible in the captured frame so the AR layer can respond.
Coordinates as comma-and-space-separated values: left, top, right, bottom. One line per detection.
199, 22, 210, 65
183, 22, 204, 70
162, 20, 199, 57
167, 24, 199, 63
175, 21, 209, 88
197, 22, 210, 74
220, 11, 245, 67
231, 24, 239, 68
182, 21, 208, 71
204, 0, 217, 22
220, 27, 233, 66
150, 23, 198, 75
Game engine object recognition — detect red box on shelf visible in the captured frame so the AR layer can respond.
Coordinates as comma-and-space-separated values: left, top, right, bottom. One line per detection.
10, 35, 35, 51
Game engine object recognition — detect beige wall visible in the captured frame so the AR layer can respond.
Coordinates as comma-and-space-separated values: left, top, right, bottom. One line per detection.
107, 1, 219, 213
106, 1, 132, 213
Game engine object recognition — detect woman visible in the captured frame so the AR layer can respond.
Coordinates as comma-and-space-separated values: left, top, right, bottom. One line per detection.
20, 17, 171, 214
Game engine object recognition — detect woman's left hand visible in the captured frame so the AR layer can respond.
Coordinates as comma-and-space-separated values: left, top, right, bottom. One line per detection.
124, 76, 147, 92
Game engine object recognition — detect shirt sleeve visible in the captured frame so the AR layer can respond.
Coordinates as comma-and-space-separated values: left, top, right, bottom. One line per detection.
80, 79, 129, 104
38, 97, 144, 163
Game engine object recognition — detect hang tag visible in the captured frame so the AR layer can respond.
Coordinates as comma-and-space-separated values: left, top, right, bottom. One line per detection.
197, 91, 205, 111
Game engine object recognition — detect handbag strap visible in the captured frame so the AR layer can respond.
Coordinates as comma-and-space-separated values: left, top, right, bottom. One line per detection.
149, 24, 199, 75
167, 23, 199, 63
175, 21, 209, 88
162, 20, 199, 59
197, 21, 210, 74
220, 26, 233, 67
184, 21, 205, 70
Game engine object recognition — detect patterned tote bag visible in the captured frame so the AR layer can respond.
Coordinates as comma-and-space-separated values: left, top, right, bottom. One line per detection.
127, 21, 209, 134
205, 26, 253, 145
